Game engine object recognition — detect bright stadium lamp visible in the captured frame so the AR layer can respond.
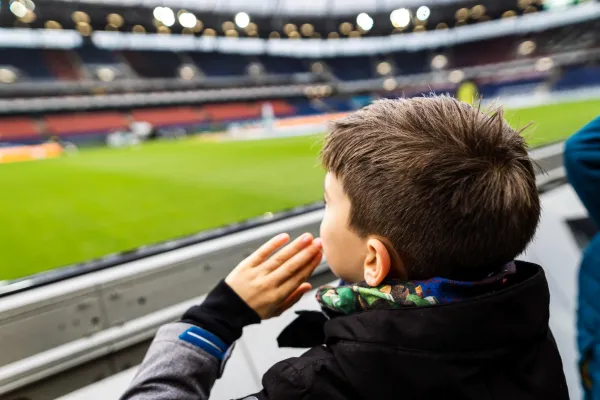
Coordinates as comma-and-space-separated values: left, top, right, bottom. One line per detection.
9, 1, 28, 18
431, 54, 448, 70
161, 7, 175, 27
448, 69, 465, 83
153, 6, 163, 21
356, 12, 374, 31
179, 12, 197, 28
416, 6, 430, 21
390, 8, 410, 28
235, 12, 250, 29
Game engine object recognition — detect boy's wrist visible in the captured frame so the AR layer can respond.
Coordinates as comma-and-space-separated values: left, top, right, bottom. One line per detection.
180, 280, 261, 346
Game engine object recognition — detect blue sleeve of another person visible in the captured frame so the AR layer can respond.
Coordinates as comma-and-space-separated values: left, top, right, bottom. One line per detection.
564, 115, 600, 397
564, 116, 600, 226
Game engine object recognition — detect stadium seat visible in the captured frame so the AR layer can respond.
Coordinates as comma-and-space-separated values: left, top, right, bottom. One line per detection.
78, 46, 120, 65
132, 107, 205, 127
451, 37, 517, 68
121, 51, 184, 78
0, 49, 55, 80
554, 66, 600, 91
326, 56, 374, 80
45, 50, 81, 80
199, 101, 294, 122
256, 56, 307, 74
189, 53, 249, 77
392, 51, 428, 75
44, 112, 129, 136
0, 117, 40, 142
202, 103, 262, 122
267, 100, 296, 117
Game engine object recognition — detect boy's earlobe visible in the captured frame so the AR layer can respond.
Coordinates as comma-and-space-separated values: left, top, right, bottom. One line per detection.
364, 238, 391, 286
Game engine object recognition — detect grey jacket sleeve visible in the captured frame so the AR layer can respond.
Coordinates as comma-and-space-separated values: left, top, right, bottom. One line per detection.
120, 322, 228, 400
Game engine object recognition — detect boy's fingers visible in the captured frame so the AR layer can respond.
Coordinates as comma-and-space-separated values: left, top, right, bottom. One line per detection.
261, 233, 314, 272
276, 248, 323, 295
241, 233, 290, 268
275, 282, 312, 316
271, 239, 322, 282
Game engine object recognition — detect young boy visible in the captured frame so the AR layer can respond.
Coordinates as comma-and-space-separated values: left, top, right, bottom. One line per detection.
121, 96, 569, 399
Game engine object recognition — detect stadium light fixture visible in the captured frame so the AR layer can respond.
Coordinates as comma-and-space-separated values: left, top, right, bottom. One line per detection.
431, 54, 448, 70
244, 22, 257, 33
448, 69, 465, 83
0, 68, 17, 84
339, 22, 353, 35
179, 65, 195, 80
390, 8, 410, 28
376, 61, 391, 75
235, 12, 250, 29
19, 10, 36, 23
9, 1, 28, 18
161, 8, 175, 27
132, 24, 146, 33
76, 21, 92, 36
501, 10, 517, 18
416, 6, 430, 21
179, 12, 197, 28
107, 13, 124, 28
72, 11, 90, 24
383, 78, 397, 91
45, 20, 62, 29
471, 5, 486, 19
518, 40, 536, 56
356, 12, 374, 31
535, 57, 554, 72
311, 62, 324, 74
154, 7, 175, 27
153, 7, 163, 21
97, 67, 115, 82
300, 23, 314, 37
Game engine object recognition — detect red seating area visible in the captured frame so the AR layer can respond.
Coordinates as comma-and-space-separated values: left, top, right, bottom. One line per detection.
0, 117, 40, 141
131, 107, 205, 127
44, 51, 81, 81
0, 100, 297, 142
452, 37, 518, 68
201, 101, 296, 122
44, 112, 129, 136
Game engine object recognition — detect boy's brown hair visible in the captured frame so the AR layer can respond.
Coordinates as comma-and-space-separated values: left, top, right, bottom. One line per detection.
320, 96, 540, 278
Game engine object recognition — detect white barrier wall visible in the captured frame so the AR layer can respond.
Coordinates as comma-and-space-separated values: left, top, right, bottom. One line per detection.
57, 283, 329, 400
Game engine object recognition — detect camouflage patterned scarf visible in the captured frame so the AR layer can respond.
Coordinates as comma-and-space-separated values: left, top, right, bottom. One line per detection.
316, 262, 517, 315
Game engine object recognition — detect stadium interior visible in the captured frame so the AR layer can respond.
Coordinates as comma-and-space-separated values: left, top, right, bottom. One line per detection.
0, 0, 598, 398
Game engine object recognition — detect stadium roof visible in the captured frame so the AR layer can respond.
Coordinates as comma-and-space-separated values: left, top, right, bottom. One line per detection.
53, 0, 470, 16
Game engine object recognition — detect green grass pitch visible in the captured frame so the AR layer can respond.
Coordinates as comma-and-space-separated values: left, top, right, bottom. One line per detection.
0, 99, 598, 281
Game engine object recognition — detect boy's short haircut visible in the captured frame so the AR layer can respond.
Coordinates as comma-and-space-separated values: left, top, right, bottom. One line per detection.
320, 96, 540, 278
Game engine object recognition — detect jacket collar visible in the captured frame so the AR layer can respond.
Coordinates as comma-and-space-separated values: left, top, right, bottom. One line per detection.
324, 261, 549, 353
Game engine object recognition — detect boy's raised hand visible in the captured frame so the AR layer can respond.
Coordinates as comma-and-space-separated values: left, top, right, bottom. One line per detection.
225, 233, 323, 320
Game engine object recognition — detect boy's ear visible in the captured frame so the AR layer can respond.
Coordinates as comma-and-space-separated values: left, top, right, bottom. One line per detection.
363, 238, 391, 286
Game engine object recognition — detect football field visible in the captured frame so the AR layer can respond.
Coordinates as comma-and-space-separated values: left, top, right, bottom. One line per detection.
1, 99, 598, 281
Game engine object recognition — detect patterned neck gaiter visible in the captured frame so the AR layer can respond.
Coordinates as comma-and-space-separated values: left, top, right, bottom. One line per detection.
316, 262, 517, 315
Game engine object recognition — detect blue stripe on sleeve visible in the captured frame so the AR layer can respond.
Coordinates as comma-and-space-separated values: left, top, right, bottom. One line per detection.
179, 326, 228, 360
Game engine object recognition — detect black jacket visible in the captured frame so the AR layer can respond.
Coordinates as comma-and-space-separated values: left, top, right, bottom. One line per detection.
121, 261, 569, 400
256, 261, 568, 399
